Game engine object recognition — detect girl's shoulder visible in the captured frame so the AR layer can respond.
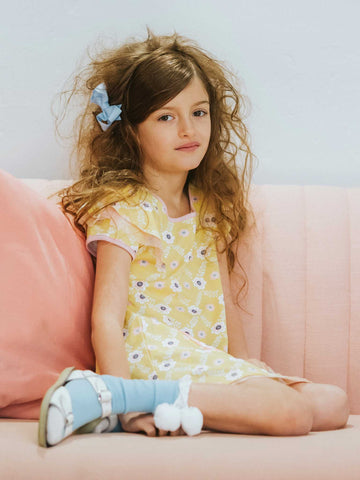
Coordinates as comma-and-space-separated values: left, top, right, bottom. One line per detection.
87, 185, 148, 217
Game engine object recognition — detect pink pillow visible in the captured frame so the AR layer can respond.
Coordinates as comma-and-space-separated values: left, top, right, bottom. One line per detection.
0, 169, 95, 419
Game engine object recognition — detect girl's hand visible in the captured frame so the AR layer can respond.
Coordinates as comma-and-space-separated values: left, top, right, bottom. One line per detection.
247, 358, 275, 373
118, 412, 185, 437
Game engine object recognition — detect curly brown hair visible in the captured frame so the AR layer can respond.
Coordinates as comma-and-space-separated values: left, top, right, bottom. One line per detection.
51, 27, 258, 306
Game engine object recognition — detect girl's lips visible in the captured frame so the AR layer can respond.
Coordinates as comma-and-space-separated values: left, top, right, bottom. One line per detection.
176, 142, 200, 150
176, 146, 199, 152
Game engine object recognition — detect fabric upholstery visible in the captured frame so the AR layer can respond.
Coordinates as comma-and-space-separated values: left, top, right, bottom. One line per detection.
0, 170, 95, 419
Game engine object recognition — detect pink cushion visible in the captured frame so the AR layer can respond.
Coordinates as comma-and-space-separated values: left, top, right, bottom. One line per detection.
233, 185, 360, 413
0, 169, 95, 419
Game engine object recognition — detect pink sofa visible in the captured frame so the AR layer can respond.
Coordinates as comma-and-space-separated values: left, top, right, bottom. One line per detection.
1, 179, 360, 479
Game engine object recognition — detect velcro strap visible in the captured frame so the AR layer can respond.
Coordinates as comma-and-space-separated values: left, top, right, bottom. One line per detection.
83, 372, 112, 418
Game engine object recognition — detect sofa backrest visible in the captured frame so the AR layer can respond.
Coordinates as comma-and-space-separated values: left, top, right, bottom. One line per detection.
23, 179, 360, 413
234, 184, 360, 413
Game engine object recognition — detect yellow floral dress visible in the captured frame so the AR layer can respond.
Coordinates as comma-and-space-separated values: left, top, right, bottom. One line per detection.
85, 184, 307, 387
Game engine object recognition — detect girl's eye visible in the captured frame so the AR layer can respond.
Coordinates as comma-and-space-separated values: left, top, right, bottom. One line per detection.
158, 110, 208, 122
158, 114, 173, 122
193, 110, 208, 117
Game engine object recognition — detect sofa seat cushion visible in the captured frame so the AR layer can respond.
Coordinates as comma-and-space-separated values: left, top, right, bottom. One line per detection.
0, 416, 359, 479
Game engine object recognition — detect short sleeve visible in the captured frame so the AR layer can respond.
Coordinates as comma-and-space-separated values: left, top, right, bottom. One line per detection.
85, 199, 162, 260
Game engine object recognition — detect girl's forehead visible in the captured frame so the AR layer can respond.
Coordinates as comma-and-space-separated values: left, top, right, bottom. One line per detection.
159, 77, 209, 109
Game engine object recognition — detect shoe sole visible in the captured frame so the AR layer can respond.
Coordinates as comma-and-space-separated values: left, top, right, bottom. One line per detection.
38, 366, 76, 448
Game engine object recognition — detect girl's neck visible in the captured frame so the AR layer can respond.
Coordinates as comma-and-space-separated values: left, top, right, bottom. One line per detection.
144, 171, 190, 218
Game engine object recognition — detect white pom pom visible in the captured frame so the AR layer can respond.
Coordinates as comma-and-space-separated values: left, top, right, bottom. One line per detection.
180, 407, 203, 436
154, 403, 181, 431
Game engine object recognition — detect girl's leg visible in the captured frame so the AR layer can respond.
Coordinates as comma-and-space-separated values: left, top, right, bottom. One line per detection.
187, 377, 314, 436
290, 382, 349, 431
39, 368, 182, 447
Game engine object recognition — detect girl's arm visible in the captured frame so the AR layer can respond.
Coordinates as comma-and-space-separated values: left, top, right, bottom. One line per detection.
92, 241, 160, 430
217, 249, 250, 360
91, 240, 132, 378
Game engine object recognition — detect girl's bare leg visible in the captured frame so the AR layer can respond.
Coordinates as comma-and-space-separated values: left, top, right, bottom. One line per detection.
186, 378, 349, 436
187, 377, 314, 436
290, 382, 349, 431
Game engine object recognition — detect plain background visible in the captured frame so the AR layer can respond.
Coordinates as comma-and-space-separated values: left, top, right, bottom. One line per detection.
0, 0, 359, 186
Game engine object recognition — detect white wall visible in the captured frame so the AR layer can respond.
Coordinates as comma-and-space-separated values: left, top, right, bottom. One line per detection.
0, 0, 359, 185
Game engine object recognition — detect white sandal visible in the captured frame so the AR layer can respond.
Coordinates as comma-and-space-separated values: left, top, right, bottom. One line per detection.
154, 375, 203, 436
38, 368, 113, 447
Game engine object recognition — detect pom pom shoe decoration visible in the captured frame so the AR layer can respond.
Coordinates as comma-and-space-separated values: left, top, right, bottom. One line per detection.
154, 375, 203, 436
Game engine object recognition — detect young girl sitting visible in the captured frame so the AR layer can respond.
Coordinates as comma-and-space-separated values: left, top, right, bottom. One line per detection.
39, 28, 349, 447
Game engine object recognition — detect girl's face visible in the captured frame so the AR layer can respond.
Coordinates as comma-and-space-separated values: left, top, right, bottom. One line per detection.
136, 76, 211, 179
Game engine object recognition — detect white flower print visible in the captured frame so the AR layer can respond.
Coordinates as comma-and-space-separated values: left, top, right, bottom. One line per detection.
180, 229, 189, 237
225, 369, 244, 381
148, 371, 159, 380
162, 338, 180, 348
130, 245, 139, 255
133, 326, 143, 335
210, 271, 219, 280
204, 214, 217, 227
192, 365, 209, 375
198, 330, 206, 338
140, 260, 148, 266
156, 304, 171, 314
181, 327, 193, 336
193, 277, 206, 290
156, 262, 166, 273
197, 246, 207, 259
155, 281, 165, 289
128, 351, 144, 363
163, 231, 175, 244
181, 351, 191, 359
184, 282, 191, 289
148, 345, 157, 351
218, 294, 224, 305
188, 305, 201, 315
214, 358, 224, 366
206, 304, 215, 311
184, 251, 193, 262
135, 292, 148, 304
170, 260, 178, 269
159, 359, 176, 371
122, 328, 129, 339
132, 280, 149, 290
211, 321, 226, 335
162, 316, 173, 326
141, 201, 153, 212
176, 306, 185, 312
170, 280, 182, 292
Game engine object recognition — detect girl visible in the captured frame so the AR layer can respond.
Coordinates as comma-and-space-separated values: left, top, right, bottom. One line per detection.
39, 28, 349, 447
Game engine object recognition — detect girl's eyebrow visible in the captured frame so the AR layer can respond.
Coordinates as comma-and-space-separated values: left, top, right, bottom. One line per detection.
158, 100, 209, 111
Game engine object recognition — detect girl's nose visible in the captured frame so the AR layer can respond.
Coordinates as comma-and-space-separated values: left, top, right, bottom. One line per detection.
178, 116, 195, 137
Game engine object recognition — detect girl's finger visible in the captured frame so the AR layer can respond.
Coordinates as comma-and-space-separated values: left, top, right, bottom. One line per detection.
143, 426, 157, 437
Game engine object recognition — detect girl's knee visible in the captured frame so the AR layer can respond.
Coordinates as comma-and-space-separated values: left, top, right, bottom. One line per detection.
246, 379, 313, 436
270, 395, 313, 436
325, 385, 349, 428
292, 382, 350, 431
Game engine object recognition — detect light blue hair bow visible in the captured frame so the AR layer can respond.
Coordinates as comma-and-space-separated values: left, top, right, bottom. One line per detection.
90, 83, 122, 131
